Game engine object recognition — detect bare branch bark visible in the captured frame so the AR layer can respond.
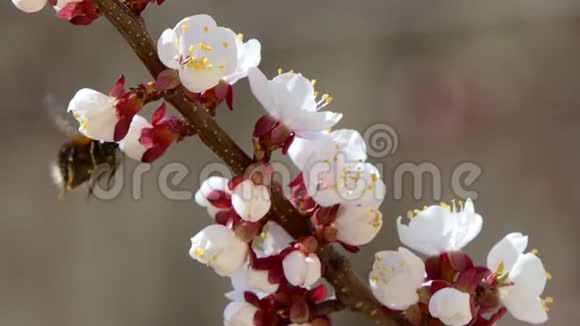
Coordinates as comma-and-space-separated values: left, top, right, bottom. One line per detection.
91, 1, 407, 324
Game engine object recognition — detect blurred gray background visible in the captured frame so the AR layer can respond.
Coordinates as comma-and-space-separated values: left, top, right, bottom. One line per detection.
1, 0, 579, 325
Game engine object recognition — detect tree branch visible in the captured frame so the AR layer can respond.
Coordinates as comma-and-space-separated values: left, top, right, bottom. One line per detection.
91, 1, 407, 324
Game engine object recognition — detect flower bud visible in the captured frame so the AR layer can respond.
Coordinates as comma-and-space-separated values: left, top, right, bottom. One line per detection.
117, 114, 151, 161
189, 224, 248, 277
282, 250, 322, 288
231, 179, 271, 222
428, 287, 473, 326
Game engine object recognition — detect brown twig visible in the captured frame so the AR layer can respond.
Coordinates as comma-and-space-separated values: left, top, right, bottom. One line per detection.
91, 0, 407, 324
312, 300, 346, 317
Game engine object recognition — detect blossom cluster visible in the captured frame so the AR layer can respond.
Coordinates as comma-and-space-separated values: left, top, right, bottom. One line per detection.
370, 200, 552, 325
13, 4, 554, 325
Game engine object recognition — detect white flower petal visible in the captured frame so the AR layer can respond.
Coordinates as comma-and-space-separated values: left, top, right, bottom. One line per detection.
159, 14, 238, 93
253, 221, 294, 257
428, 288, 472, 326
248, 69, 342, 136
449, 198, 482, 250
247, 267, 279, 294
487, 232, 528, 272
68, 89, 118, 142
502, 295, 548, 324
223, 301, 258, 326
369, 248, 425, 310
334, 205, 382, 246
397, 201, 482, 256
248, 68, 277, 117
157, 29, 181, 70
117, 115, 150, 161
508, 253, 547, 299
178, 68, 224, 94
189, 224, 248, 277
282, 251, 321, 288
12, 0, 47, 13
224, 38, 261, 84
231, 180, 271, 222
194, 176, 231, 217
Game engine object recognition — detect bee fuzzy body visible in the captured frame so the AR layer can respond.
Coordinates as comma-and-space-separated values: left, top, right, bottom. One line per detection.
52, 135, 120, 194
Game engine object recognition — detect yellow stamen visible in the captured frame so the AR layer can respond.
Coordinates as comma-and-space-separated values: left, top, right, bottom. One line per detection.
277, 68, 283, 75
80, 120, 87, 129
495, 262, 505, 274
311, 79, 317, 86
530, 248, 539, 255
219, 65, 225, 70
406, 211, 414, 219
546, 272, 553, 280
541, 297, 554, 311
203, 26, 208, 32
188, 45, 195, 55
181, 24, 188, 31
193, 247, 205, 258
198, 42, 213, 51
237, 33, 244, 41
222, 42, 229, 48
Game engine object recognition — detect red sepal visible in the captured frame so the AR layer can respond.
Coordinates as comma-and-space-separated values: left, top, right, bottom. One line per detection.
155, 69, 180, 91
228, 176, 244, 191
109, 75, 125, 98
55, 0, 100, 25
141, 146, 167, 163
429, 280, 452, 294
281, 132, 295, 155
48, 0, 57, 5
214, 209, 239, 226
206, 190, 231, 209
151, 102, 166, 125
113, 116, 132, 142
254, 115, 279, 137
309, 284, 327, 303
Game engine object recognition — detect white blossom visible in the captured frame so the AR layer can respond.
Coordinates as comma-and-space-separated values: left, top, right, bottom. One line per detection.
334, 205, 382, 246
223, 301, 257, 326
487, 233, 549, 324
282, 250, 321, 288
67, 88, 118, 142
157, 14, 240, 93
231, 179, 271, 222
117, 114, 150, 161
369, 247, 425, 310
248, 68, 342, 139
288, 129, 364, 171
11, 0, 46, 13
290, 129, 385, 208
223, 36, 261, 85
252, 221, 294, 258
195, 176, 231, 218
189, 224, 248, 277
428, 287, 473, 326
397, 199, 482, 256
227, 264, 278, 301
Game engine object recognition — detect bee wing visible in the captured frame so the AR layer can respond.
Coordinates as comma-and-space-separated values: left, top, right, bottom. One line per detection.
44, 93, 79, 137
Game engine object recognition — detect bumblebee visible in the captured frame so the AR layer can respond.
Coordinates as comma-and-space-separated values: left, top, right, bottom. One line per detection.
51, 135, 121, 196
